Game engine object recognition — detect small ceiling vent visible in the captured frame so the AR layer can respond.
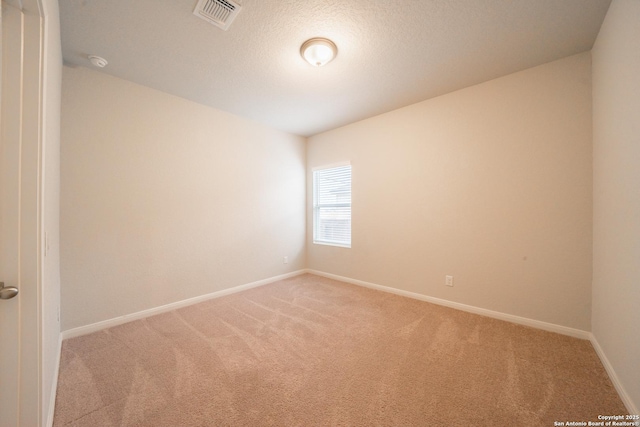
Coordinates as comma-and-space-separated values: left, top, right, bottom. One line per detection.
193, 0, 242, 31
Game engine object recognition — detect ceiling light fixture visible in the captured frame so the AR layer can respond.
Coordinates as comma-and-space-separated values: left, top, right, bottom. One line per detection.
300, 38, 337, 67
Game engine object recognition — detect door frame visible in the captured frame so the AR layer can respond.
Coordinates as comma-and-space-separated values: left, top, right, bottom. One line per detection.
1, 0, 47, 425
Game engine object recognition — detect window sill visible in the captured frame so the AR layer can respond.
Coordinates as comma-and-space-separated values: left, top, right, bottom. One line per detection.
313, 240, 351, 249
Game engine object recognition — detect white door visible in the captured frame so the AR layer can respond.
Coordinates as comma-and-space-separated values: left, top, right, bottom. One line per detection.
1, 0, 47, 424
1, 2, 34, 426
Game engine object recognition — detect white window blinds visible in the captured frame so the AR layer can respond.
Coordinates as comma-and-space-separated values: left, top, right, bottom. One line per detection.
313, 164, 351, 247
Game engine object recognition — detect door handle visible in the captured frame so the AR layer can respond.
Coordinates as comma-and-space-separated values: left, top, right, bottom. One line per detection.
0, 282, 19, 300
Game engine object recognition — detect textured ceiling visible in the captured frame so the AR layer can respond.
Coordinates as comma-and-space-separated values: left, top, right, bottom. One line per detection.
60, 0, 611, 137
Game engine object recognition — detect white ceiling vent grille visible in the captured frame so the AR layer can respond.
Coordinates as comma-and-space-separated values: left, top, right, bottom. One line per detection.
193, 0, 242, 31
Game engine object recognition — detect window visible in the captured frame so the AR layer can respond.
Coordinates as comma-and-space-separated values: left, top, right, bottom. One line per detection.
313, 163, 351, 247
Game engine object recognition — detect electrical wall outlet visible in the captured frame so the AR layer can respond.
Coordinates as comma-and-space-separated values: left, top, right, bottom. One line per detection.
283, 256, 288, 264
445, 275, 454, 287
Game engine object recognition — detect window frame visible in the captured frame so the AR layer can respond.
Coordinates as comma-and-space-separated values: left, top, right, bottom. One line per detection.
312, 162, 352, 248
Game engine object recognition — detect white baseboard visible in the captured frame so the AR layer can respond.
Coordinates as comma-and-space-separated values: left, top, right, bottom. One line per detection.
307, 269, 591, 340
61, 270, 307, 340
46, 332, 62, 427
589, 334, 638, 415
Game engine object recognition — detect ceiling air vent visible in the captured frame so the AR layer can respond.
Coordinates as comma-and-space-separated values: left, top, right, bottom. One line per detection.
193, 0, 242, 31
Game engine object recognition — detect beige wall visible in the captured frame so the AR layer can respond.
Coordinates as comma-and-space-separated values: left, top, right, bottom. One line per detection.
61, 66, 306, 331
42, 0, 63, 422
307, 53, 593, 331
592, 0, 640, 412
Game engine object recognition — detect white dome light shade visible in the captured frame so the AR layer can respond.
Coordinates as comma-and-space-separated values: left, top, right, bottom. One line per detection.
300, 38, 337, 67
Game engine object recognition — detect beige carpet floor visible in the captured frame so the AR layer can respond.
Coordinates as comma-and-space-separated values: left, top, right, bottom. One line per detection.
53, 273, 627, 426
